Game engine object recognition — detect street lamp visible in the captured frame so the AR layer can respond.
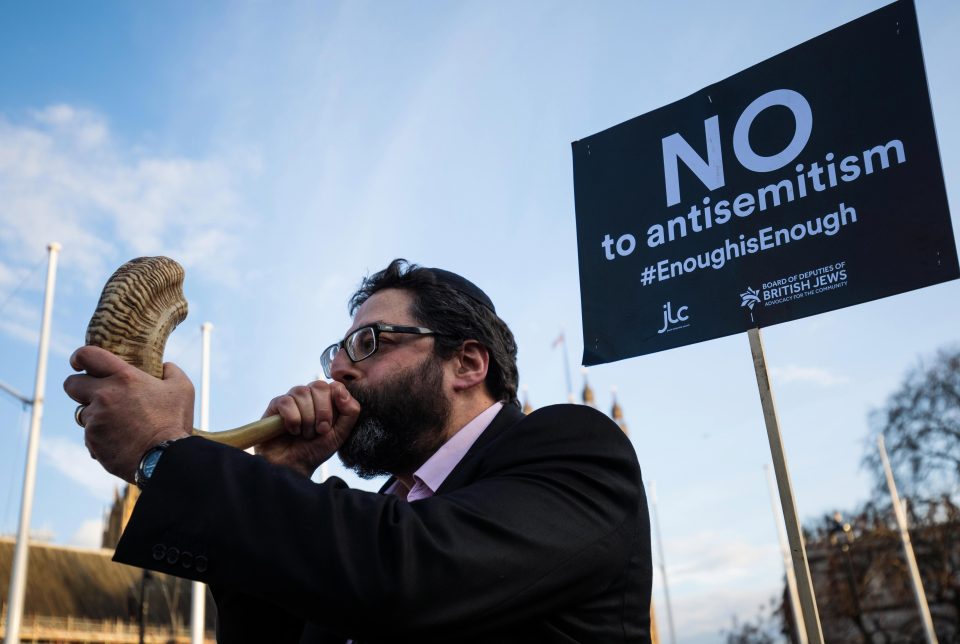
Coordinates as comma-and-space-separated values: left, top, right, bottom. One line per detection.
829, 512, 873, 643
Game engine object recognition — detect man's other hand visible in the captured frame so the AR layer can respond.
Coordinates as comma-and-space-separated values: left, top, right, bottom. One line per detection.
64, 346, 194, 483
256, 380, 360, 478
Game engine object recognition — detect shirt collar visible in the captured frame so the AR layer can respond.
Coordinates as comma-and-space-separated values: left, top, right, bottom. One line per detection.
388, 401, 504, 501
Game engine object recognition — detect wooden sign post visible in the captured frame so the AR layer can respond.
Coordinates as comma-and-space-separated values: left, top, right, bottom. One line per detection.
748, 328, 824, 644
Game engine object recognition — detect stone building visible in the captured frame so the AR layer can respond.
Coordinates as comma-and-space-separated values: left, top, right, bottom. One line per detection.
1, 485, 215, 643
784, 505, 960, 642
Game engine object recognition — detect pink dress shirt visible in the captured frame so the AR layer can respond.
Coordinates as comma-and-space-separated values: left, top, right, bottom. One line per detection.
385, 401, 504, 501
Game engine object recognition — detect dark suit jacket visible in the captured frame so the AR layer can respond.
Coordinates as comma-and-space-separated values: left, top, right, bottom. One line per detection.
114, 403, 652, 643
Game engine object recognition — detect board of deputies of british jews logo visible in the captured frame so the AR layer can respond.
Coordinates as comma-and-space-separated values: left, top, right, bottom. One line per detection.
658, 301, 691, 334
739, 262, 850, 312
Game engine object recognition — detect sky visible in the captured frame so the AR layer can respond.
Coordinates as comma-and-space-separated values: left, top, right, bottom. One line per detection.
0, 1, 958, 641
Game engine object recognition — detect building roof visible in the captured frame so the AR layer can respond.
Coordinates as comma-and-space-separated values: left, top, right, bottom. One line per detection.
0, 536, 213, 627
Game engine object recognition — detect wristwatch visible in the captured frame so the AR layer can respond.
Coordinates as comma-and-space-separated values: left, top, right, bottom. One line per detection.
135, 440, 176, 490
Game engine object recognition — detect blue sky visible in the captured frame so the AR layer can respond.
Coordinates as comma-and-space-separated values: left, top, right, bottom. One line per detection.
1, 1, 958, 641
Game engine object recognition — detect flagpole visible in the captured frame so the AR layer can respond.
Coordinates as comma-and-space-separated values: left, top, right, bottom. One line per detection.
877, 435, 938, 644
765, 464, 807, 643
4, 242, 61, 644
649, 482, 677, 644
190, 322, 213, 644
559, 331, 573, 403
747, 328, 824, 644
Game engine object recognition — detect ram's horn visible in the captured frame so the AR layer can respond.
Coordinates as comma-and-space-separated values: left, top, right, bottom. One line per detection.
85, 256, 283, 449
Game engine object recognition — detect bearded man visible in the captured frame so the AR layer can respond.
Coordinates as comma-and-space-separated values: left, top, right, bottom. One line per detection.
65, 259, 652, 643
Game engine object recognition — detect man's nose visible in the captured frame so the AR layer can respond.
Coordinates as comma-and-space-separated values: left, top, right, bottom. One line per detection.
329, 349, 359, 383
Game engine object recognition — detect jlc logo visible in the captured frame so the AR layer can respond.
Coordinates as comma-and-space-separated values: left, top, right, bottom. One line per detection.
658, 301, 690, 334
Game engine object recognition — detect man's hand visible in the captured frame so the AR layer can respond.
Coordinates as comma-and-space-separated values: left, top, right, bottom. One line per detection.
63, 346, 194, 483
256, 380, 360, 478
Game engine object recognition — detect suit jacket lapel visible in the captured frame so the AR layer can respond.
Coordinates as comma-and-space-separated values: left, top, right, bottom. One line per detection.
376, 403, 526, 496
435, 403, 524, 495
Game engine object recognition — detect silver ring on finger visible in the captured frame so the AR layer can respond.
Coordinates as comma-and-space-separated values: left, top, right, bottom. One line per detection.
74, 404, 88, 427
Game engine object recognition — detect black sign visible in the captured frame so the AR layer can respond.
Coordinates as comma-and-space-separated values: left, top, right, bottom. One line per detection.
573, 0, 957, 366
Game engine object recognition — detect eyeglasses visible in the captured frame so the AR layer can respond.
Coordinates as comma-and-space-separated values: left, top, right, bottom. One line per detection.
320, 323, 439, 378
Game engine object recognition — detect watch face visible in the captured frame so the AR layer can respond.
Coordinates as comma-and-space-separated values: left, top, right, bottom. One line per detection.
143, 449, 164, 478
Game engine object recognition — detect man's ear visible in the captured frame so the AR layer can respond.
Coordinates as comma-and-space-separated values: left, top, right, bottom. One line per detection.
450, 340, 489, 392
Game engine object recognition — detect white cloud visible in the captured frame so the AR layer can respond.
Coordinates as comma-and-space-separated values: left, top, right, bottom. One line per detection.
0, 104, 255, 291
0, 260, 20, 288
651, 531, 784, 639
666, 586, 781, 642
70, 517, 105, 549
769, 364, 849, 387
665, 531, 780, 588
0, 104, 258, 359
39, 435, 117, 500
0, 285, 84, 359
32, 104, 109, 148
0, 295, 40, 340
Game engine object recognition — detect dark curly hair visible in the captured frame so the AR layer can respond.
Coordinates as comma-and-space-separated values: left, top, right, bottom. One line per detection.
349, 259, 519, 406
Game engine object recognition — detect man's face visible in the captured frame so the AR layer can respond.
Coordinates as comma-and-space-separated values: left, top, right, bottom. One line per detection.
330, 289, 452, 478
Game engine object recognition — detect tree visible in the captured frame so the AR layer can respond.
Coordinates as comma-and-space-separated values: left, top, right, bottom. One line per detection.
801, 498, 960, 642
753, 348, 960, 642
738, 348, 960, 641
864, 346, 960, 502
806, 504, 905, 643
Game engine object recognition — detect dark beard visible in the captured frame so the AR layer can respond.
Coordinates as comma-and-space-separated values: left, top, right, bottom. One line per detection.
338, 355, 450, 479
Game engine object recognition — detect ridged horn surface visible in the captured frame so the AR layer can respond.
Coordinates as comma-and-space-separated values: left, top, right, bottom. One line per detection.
86, 257, 188, 379
86, 256, 286, 450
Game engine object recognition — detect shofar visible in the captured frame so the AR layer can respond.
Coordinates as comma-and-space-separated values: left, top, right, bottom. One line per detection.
85, 256, 284, 449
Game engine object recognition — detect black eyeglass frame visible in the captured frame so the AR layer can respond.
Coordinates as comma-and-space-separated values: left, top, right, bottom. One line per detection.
320, 323, 440, 378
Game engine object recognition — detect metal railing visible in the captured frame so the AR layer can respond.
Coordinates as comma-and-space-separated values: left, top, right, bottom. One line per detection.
0, 613, 214, 643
